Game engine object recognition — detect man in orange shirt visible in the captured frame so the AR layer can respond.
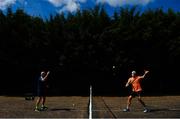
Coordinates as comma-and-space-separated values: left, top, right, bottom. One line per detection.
123, 70, 149, 112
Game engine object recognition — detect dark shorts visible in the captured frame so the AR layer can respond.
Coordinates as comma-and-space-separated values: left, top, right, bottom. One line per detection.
37, 87, 47, 97
130, 91, 142, 97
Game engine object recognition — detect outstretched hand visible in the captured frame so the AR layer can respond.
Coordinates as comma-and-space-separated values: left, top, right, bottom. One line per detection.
144, 70, 149, 74
47, 71, 50, 75
144, 70, 149, 76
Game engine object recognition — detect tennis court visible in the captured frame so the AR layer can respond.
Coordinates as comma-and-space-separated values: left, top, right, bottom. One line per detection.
0, 95, 180, 118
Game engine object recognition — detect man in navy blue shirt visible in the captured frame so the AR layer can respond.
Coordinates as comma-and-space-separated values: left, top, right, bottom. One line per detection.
35, 71, 50, 112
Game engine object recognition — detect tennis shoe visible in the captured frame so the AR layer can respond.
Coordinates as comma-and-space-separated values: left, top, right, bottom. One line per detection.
34, 107, 40, 112
41, 106, 48, 111
143, 108, 149, 113
123, 108, 130, 112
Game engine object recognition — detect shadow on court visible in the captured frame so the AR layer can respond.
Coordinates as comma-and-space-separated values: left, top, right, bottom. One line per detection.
50, 108, 73, 111
149, 108, 169, 112
0, 96, 179, 118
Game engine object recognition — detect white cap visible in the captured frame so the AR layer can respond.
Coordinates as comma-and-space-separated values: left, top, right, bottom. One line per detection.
132, 71, 136, 74
41, 71, 45, 75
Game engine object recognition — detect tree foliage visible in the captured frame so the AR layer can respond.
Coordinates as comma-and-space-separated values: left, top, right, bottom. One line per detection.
0, 6, 179, 95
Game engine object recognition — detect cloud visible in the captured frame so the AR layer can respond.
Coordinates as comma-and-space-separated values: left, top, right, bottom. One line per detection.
0, 0, 17, 10
47, 0, 63, 7
47, 0, 87, 13
96, 0, 154, 7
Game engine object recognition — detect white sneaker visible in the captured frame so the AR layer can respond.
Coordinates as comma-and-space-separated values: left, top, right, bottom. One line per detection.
123, 108, 130, 112
34, 108, 40, 112
143, 108, 148, 113
41, 106, 48, 111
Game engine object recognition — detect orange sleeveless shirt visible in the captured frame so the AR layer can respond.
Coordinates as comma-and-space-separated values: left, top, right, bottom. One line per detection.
129, 76, 143, 92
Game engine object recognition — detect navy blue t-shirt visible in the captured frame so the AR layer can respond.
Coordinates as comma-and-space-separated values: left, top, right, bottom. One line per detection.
37, 76, 47, 96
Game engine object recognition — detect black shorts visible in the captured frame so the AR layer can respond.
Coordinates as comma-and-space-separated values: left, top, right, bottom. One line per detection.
130, 91, 142, 97
37, 87, 47, 97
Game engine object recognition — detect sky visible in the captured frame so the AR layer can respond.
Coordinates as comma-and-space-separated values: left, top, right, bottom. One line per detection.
0, 0, 180, 19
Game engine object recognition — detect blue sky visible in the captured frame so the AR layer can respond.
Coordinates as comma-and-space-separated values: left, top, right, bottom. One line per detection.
0, 0, 180, 19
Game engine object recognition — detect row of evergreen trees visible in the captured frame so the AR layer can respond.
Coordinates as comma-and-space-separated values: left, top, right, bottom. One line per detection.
0, 6, 179, 95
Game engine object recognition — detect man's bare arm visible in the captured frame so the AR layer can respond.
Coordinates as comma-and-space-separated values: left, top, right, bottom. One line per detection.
125, 79, 131, 87
44, 71, 50, 80
141, 70, 149, 78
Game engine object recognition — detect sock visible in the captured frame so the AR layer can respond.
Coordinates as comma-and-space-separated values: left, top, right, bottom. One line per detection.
35, 105, 39, 109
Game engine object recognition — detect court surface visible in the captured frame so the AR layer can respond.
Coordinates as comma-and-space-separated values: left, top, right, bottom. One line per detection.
0, 96, 180, 118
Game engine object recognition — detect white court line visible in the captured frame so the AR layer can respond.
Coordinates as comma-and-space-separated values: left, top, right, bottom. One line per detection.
168, 108, 180, 111
89, 85, 92, 119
